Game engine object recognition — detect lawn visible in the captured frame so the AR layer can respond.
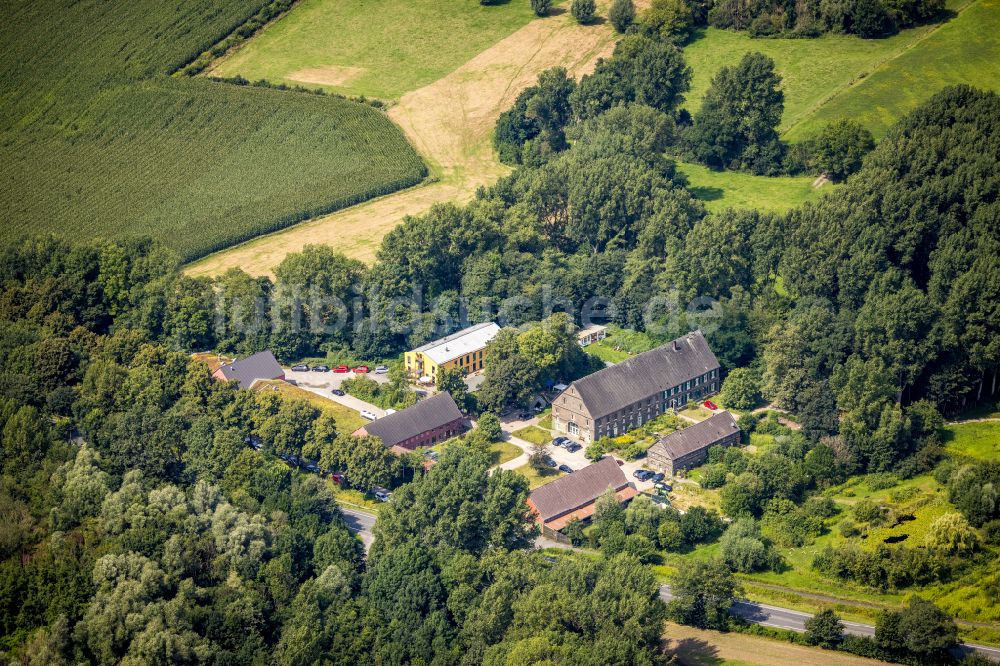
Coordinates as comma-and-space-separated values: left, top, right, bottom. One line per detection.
0, 0, 424, 262
681, 0, 988, 141
677, 161, 836, 214
943, 421, 1000, 461
512, 426, 553, 446
211, 0, 540, 99
582, 325, 662, 365
490, 441, 524, 466
784, 0, 1000, 140
513, 462, 564, 490
254, 380, 366, 433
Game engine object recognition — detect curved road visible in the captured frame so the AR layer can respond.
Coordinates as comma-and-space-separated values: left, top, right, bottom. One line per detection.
342, 505, 999, 661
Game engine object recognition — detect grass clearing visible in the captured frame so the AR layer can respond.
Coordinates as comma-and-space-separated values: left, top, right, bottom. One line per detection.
0, 0, 424, 262
513, 462, 564, 490
943, 421, 1000, 461
664, 622, 889, 666
512, 426, 553, 446
677, 161, 836, 213
211, 0, 539, 99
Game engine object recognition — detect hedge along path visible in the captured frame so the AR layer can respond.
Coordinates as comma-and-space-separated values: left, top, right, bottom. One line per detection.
186, 2, 622, 279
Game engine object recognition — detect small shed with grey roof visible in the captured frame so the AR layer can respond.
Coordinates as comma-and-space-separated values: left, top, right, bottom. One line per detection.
212, 351, 284, 389
353, 392, 466, 451
647, 410, 740, 476
527, 457, 637, 531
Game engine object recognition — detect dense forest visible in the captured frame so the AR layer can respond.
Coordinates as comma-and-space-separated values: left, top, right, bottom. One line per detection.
1, 17, 998, 663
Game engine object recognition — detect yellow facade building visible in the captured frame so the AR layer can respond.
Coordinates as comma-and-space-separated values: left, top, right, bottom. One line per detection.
404, 322, 500, 383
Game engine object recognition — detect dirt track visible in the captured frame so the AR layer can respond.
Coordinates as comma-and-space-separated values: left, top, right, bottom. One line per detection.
187, 6, 620, 278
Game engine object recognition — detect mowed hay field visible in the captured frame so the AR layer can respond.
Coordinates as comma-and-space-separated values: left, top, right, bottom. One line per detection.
210, 0, 539, 99
0, 0, 424, 261
682, 0, 1000, 140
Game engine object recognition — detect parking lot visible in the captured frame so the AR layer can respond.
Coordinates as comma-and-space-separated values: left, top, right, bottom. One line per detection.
500, 413, 658, 493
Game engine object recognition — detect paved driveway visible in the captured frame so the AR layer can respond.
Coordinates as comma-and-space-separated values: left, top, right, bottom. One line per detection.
498, 413, 657, 493
282, 367, 387, 416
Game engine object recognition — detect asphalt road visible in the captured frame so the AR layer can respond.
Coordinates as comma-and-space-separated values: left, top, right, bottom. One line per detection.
658, 586, 1000, 661
340, 506, 377, 550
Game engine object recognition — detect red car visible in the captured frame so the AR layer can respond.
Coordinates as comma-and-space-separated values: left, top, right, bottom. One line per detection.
353, 365, 370, 373
330, 473, 345, 485
704, 400, 718, 410
333, 365, 350, 373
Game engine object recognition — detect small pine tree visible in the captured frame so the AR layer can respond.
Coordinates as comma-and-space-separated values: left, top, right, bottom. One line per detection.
531, 0, 552, 16
609, 0, 636, 32
572, 0, 597, 24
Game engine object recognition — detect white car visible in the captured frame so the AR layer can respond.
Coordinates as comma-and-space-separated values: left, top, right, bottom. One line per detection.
375, 365, 389, 374
385, 408, 396, 415
360, 409, 377, 421
374, 490, 391, 502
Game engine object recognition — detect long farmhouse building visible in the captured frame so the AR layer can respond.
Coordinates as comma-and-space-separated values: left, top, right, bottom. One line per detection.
552, 331, 720, 443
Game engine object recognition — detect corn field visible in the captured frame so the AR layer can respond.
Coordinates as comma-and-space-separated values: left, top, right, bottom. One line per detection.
0, 0, 426, 261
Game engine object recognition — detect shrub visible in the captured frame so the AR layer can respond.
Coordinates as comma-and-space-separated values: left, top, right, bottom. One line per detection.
853, 499, 891, 526
866, 472, 898, 491
719, 367, 761, 410
925, 513, 979, 555
700, 464, 728, 489
658, 520, 685, 551
805, 609, 844, 648
720, 519, 778, 572
982, 519, 1000, 545
572, 0, 597, 24
810, 120, 875, 180
609, 0, 636, 32
531, 0, 553, 16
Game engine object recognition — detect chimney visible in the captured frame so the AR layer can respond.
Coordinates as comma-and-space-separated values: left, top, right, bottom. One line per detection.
672, 340, 679, 352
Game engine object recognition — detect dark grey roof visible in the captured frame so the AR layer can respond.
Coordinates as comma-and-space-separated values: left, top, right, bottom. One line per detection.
360, 392, 463, 448
569, 331, 720, 419
216, 351, 284, 389
529, 457, 629, 521
649, 411, 739, 460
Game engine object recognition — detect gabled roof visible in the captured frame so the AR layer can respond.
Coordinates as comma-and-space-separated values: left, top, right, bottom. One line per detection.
649, 411, 740, 460
566, 330, 720, 419
359, 392, 464, 448
215, 350, 283, 389
528, 457, 630, 522
410, 322, 500, 365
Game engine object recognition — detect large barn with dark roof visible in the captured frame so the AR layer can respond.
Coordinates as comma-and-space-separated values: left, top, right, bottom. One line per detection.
212, 350, 284, 389
353, 392, 466, 451
526, 457, 637, 531
647, 411, 741, 476
551, 330, 720, 443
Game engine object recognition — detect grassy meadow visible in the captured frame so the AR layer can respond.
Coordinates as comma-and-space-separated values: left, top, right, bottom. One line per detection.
211, 0, 540, 99
0, 0, 424, 261
681, 0, 999, 141
677, 161, 836, 213
943, 420, 1000, 461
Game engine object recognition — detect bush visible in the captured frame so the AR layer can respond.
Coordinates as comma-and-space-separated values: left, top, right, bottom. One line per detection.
853, 499, 891, 526
925, 513, 979, 555
805, 609, 844, 648
530, 0, 552, 16
609, 0, 636, 31
866, 472, 898, 491
810, 120, 875, 180
982, 519, 1000, 545
700, 464, 728, 489
572, 0, 597, 23
719, 367, 761, 411
720, 519, 778, 572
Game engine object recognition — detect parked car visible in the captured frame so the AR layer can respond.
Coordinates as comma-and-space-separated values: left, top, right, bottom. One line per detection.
312, 364, 330, 372
330, 473, 345, 485
558, 464, 573, 474
305, 464, 320, 473
423, 450, 439, 460
291, 364, 309, 372
564, 443, 582, 453
334, 365, 350, 373
375, 365, 389, 374
552, 437, 570, 447
360, 409, 377, 421
653, 482, 671, 495
633, 469, 654, 481
331, 389, 345, 396
704, 400, 718, 410
385, 408, 397, 415
353, 365, 370, 373
373, 490, 391, 502
651, 472, 665, 483
545, 457, 558, 468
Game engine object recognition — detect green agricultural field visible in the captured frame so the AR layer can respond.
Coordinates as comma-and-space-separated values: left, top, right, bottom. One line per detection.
943, 421, 1000, 461
677, 161, 835, 213
786, 0, 1000, 139
211, 0, 539, 99
0, 0, 424, 261
681, 0, 994, 141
